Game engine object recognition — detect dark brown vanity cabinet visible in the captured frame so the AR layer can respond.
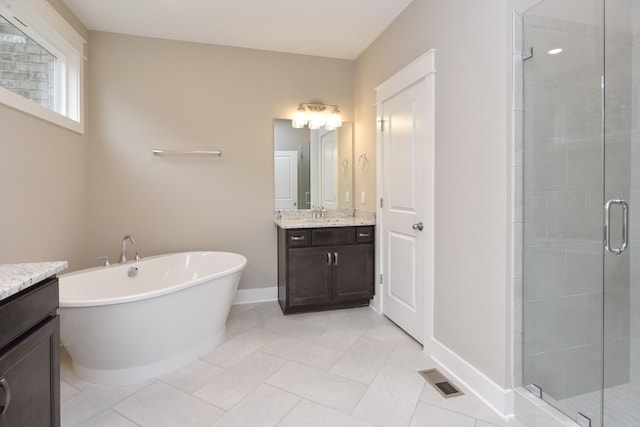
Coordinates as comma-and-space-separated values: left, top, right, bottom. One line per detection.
278, 226, 374, 314
0, 277, 60, 427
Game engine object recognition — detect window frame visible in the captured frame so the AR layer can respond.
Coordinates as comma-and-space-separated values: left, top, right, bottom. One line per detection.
0, 0, 85, 134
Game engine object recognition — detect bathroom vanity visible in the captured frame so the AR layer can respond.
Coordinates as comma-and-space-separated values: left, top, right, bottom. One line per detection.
0, 262, 67, 427
276, 212, 375, 314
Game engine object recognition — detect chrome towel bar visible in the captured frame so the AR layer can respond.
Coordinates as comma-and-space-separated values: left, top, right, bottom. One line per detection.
152, 149, 222, 156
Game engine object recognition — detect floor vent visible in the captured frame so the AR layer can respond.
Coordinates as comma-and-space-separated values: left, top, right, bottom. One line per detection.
418, 368, 464, 399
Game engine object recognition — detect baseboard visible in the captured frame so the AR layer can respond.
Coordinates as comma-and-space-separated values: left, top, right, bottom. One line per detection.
430, 337, 514, 419
232, 286, 278, 305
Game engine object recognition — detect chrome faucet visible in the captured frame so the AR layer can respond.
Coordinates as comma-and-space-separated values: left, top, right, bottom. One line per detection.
311, 205, 325, 219
119, 234, 137, 263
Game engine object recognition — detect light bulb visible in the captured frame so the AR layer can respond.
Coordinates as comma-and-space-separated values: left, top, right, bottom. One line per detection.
308, 111, 324, 130
292, 104, 307, 128
326, 109, 342, 129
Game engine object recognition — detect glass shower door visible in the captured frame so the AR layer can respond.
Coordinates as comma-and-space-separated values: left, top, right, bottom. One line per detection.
601, 0, 636, 425
522, 0, 606, 424
523, 0, 639, 425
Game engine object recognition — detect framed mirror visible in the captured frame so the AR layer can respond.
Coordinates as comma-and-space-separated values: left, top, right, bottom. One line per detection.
274, 119, 353, 210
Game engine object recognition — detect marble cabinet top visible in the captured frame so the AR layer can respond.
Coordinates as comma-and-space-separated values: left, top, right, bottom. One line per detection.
274, 208, 375, 229
0, 261, 68, 302
275, 216, 376, 229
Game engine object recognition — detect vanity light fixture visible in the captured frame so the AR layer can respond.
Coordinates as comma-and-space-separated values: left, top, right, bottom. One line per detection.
292, 103, 342, 130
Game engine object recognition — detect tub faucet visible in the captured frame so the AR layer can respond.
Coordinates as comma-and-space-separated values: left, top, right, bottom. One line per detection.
119, 234, 137, 263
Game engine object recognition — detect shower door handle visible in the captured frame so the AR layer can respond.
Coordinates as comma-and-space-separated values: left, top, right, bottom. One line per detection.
604, 198, 629, 255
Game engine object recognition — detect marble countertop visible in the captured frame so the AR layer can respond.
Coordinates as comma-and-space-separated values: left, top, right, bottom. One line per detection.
275, 208, 376, 229
0, 261, 68, 302
276, 216, 376, 229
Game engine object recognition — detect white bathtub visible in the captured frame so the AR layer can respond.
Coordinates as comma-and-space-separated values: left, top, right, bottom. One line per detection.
59, 251, 247, 385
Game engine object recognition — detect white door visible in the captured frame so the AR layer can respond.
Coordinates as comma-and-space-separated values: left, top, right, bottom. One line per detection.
320, 130, 337, 209
274, 150, 298, 209
377, 51, 435, 345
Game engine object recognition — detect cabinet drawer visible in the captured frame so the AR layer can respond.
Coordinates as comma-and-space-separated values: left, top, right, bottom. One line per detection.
287, 230, 311, 247
311, 228, 355, 246
355, 227, 374, 243
0, 277, 58, 349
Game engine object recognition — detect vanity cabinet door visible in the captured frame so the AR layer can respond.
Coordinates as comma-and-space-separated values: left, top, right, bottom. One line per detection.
332, 244, 375, 303
0, 316, 60, 427
288, 247, 333, 307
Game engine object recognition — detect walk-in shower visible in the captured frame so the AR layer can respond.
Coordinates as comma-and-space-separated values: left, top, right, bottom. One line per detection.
522, 0, 639, 425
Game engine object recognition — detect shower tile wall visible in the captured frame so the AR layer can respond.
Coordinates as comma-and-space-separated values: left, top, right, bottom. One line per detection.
523, 12, 632, 400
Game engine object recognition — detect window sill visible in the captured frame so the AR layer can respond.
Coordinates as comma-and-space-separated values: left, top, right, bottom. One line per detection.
0, 87, 84, 134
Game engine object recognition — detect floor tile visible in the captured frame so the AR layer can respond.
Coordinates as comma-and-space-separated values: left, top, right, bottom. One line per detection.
60, 302, 533, 427
409, 402, 476, 427
363, 318, 418, 345
193, 351, 287, 410
211, 384, 299, 427
314, 313, 374, 351
386, 341, 435, 371
158, 359, 224, 394
258, 315, 330, 343
266, 361, 368, 414
286, 309, 350, 329
260, 336, 343, 370
61, 379, 81, 401
202, 327, 279, 368
352, 364, 426, 427
252, 300, 287, 316
329, 336, 395, 384
61, 380, 151, 426
76, 409, 139, 427
227, 302, 262, 316
112, 381, 224, 427
223, 306, 274, 340
278, 399, 377, 427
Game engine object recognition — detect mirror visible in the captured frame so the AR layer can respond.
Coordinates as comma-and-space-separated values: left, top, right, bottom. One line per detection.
274, 119, 353, 210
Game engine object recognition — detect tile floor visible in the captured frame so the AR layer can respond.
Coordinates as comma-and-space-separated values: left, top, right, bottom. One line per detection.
559, 383, 640, 426
60, 302, 527, 427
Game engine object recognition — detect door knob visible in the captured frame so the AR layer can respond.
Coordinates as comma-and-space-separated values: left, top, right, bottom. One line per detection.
412, 222, 423, 231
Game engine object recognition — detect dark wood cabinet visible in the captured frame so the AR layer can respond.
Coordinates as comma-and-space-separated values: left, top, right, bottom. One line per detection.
0, 277, 60, 427
278, 226, 374, 314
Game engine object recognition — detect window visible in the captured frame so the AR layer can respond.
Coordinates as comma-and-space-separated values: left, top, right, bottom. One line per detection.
0, 0, 84, 133
0, 14, 56, 110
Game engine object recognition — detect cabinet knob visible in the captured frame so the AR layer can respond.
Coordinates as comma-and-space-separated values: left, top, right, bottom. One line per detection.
0, 377, 11, 417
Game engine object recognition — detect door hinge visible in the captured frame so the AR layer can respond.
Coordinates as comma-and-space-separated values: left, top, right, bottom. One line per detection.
377, 119, 385, 132
380, 198, 383, 208
380, 274, 383, 284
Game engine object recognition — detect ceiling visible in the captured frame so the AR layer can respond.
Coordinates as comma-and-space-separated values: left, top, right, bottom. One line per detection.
61, 0, 414, 60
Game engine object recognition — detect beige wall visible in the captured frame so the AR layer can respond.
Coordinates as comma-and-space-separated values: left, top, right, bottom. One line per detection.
0, 1, 89, 270
0, 104, 89, 269
87, 32, 354, 290
354, 0, 512, 388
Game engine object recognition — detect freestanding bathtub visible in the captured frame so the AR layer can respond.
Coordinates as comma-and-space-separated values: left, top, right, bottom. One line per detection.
59, 251, 247, 385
